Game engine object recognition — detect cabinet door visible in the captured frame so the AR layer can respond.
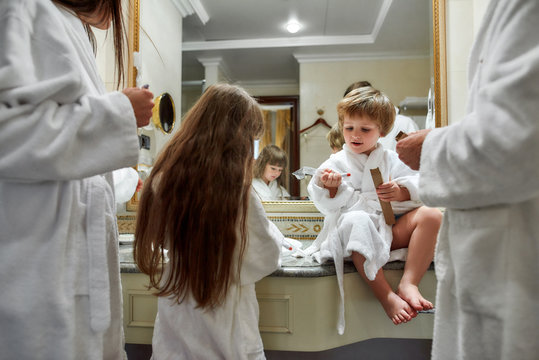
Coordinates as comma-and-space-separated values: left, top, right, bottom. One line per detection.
121, 273, 157, 344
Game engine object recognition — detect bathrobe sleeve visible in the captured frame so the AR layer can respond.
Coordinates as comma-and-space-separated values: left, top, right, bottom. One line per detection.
240, 190, 282, 285
418, 0, 539, 209
386, 150, 421, 202
0, 4, 139, 182
307, 159, 357, 215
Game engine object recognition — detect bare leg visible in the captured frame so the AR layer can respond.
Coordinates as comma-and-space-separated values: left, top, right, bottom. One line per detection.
351, 251, 417, 325
392, 207, 442, 311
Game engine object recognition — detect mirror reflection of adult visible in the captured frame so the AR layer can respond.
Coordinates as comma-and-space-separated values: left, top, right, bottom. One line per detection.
0, 1, 154, 359
396, 1, 539, 359
344, 81, 419, 151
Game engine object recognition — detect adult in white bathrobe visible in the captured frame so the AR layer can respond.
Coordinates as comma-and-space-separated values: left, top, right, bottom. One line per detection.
0, 1, 152, 359
151, 190, 282, 359
396, 0, 539, 359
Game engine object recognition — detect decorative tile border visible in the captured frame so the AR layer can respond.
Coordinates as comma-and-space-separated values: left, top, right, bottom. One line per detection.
117, 215, 136, 234
268, 213, 324, 240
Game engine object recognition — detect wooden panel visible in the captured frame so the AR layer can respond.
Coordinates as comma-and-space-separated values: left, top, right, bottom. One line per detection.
258, 294, 293, 334
127, 290, 158, 328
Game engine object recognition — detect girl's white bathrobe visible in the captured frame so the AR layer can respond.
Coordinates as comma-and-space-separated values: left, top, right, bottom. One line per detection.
252, 177, 290, 200
0, 1, 139, 359
419, 0, 539, 359
307, 144, 422, 333
151, 190, 282, 360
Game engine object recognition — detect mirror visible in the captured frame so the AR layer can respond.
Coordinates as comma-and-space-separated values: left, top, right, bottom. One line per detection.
127, 0, 447, 208
263, 0, 447, 208
152, 93, 176, 134
180, 0, 447, 202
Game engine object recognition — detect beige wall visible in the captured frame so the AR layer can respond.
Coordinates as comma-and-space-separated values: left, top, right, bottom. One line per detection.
445, 0, 490, 124
95, 0, 183, 212
96, 0, 183, 160
138, 0, 183, 158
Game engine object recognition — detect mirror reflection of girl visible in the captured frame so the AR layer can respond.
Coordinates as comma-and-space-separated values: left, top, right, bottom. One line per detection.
134, 84, 283, 359
252, 144, 291, 200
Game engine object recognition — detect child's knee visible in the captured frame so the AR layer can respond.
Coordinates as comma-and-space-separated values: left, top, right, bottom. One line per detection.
340, 210, 371, 227
418, 207, 443, 227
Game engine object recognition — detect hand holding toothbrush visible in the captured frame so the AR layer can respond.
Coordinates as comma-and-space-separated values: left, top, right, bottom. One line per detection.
282, 237, 307, 257
122, 85, 154, 127
320, 169, 350, 198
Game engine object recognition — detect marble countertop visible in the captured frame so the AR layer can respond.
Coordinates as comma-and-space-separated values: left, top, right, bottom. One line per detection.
119, 244, 419, 278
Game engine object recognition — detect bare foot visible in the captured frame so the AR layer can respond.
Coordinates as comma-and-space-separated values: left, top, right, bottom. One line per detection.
397, 283, 433, 312
380, 292, 417, 325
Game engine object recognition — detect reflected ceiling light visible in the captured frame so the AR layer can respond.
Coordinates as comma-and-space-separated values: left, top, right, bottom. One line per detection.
286, 21, 301, 34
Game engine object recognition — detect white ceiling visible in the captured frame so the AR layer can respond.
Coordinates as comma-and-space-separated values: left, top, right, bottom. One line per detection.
180, 0, 431, 85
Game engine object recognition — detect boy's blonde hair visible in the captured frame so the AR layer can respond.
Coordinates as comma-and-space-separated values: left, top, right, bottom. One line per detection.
326, 124, 345, 151
337, 87, 395, 136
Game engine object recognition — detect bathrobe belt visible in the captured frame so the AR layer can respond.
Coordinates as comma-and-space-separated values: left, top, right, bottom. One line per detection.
86, 180, 111, 333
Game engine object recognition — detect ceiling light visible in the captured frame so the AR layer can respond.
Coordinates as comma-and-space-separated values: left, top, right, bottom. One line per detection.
286, 21, 301, 34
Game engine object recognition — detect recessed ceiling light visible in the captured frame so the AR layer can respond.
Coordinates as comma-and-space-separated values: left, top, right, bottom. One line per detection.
286, 21, 301, 34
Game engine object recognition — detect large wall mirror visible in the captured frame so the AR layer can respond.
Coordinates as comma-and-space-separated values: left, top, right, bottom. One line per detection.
180, 0, 448, 205
128, 0, 447, 212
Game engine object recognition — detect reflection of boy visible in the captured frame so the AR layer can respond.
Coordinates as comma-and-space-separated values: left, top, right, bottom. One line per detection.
326, 123, 345, 153
252, 145, 290, 200
307, 87, 441, 332
344, 81, 419, 151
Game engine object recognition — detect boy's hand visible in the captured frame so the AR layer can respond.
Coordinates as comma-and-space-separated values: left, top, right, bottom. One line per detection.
376, 181, 410, 202
320, 169, 342, 188
320, 169, 341, 198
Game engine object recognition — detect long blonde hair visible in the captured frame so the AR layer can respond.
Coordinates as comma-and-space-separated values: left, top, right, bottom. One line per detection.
134, 84, 264, 308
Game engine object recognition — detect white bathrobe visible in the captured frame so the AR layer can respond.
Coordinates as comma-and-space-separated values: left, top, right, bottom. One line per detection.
0, 1, 139, 359
307, 144, 422, 333
252, 177, 290, 200
379, 111, 419, 151
151, 190, 282, 360
419, 1, 539, 359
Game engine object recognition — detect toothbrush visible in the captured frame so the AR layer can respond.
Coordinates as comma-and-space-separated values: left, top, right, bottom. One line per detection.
282, 238, 307, 257
330, 170, 351, 177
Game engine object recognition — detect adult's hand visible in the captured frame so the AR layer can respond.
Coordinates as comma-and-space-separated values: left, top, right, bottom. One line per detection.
122, 87, 154, 127
395, 129, 431, 170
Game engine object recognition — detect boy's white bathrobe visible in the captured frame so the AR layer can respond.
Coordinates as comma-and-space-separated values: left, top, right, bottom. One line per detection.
307, 144, 422, 333
252, 177, 290, 200
0, 1, 139, 359
151, 190, 282, 360
419, 1, 539, 359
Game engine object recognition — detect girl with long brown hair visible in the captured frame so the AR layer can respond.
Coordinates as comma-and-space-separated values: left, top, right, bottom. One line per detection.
0, 0, 153, 359
252, 144, 290, 200
134, 83, 283, 359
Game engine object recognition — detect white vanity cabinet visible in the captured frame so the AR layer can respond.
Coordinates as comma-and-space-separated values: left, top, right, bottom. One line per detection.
121, 272, 157, 345
120, 262, 436, 350
119, 202, 436, 350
